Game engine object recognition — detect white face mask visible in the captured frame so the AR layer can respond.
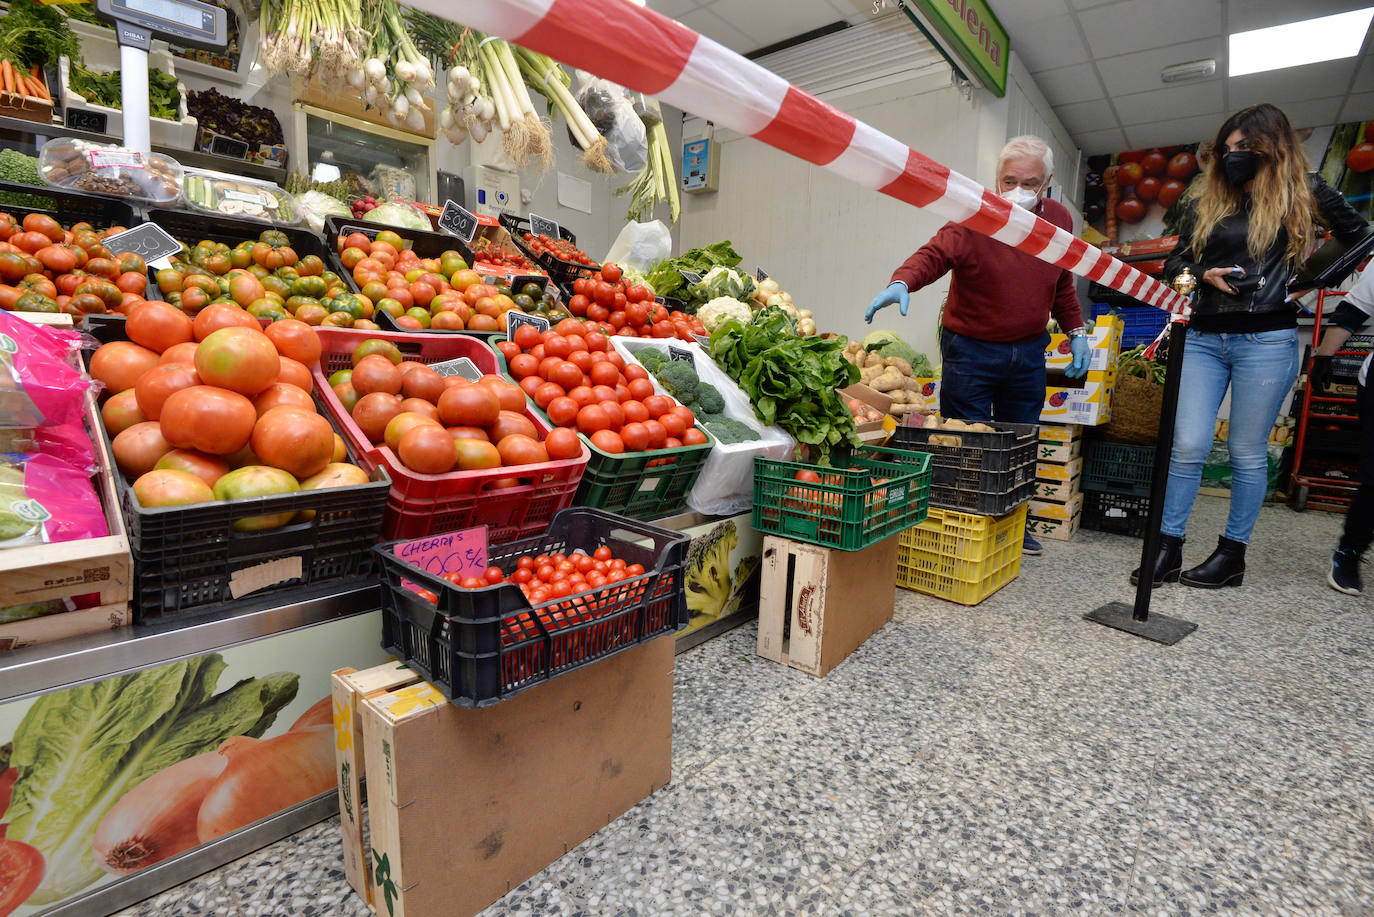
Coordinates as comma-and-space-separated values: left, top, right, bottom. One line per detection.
1001, 187, 1040, 210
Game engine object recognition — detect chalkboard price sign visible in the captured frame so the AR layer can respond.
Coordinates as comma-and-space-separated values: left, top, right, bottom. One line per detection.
756, 267, 769, 282
439, 199, 478, 243
505, 310, 551, 340
103, 224, 182, 265
680, 270, 702, 286
529, 212, 560, 239
668, 346, 694, 366
428, 357, 484, 381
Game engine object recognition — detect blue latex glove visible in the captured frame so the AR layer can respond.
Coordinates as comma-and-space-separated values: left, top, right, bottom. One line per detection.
865, 282, 909, 323
1067, 335, 1092, 378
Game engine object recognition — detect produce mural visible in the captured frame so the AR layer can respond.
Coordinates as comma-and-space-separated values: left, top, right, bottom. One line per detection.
0, 612, 384, 915
680, 515, 762, 637
1083, 119, 1374, 246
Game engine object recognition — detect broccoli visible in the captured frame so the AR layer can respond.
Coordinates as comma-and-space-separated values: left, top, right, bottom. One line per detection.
694, 382, 725, 415
684, 520, 739, 618
703, 416, 757, 444
655, 361, 700, 405
635, 348, 666, 372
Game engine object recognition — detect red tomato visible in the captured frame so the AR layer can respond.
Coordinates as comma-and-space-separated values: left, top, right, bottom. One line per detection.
643, 419, 667, 448
1167, 151, 1197, 180
1116, 198, 1147, 224
546, 395, 580, 427
1157, 179, 1186, 209
533, 381, 566, 410
577, 403, 610, 433
1135, 177, 1161, 202
601, 262, 622, 284
1348, 142, 1374, 173
643, 394, 675, 419
590, 429, 624, 453
598, 399, 625, 431
1140, 150, 1168, 177
544, 427, 582, 460
1115, 162, 1143, 186
622, 400, 650, 424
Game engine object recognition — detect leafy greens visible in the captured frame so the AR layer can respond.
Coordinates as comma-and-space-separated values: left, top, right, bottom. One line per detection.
4, 654, 298, 904
645, 241, 742, 299
708, 307, 861, 463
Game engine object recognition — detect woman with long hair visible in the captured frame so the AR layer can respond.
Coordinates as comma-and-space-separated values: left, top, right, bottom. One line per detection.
1136, 103, 1368, 589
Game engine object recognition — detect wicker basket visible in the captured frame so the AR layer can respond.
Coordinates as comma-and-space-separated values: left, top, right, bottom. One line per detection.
1101, 372, 1163, 445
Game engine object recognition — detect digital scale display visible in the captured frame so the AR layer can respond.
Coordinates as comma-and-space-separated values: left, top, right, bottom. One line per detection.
96, 0, 226, 49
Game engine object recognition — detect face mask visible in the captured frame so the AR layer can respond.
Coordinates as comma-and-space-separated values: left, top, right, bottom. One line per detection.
1223, 150, 1259, 186
1001, 187, 1040, 210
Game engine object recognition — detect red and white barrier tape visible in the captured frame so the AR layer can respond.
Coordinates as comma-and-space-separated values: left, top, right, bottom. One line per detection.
435, 0, 1192, 320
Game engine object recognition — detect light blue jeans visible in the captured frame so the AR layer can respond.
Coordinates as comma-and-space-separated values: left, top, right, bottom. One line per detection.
1161, 328, 1299, 544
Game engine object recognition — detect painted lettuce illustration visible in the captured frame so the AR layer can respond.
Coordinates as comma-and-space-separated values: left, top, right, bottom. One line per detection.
3, 654, 298, 905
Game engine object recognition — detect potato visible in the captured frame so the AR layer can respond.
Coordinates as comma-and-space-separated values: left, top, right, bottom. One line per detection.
967, 423, 995, 432
929, 433, 964, 447
942, 418, 969, 430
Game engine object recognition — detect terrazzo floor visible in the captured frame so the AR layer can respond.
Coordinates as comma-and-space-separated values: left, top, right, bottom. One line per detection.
115, 495, 1374, 916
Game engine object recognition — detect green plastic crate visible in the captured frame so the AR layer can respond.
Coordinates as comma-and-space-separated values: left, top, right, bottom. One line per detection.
752, 449, 932, 552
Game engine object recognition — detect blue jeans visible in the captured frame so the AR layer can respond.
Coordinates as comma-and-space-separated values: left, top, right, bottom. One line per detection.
939, 330, 1049, 424
1162, 328, 1299, 543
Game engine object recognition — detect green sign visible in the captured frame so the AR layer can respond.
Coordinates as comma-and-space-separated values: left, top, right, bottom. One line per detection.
901, 0, 1009, 97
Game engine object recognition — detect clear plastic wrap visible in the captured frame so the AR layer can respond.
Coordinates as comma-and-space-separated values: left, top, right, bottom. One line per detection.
38, 139, 183, 203
181, 168, 299, 224
571, 72, 648, 173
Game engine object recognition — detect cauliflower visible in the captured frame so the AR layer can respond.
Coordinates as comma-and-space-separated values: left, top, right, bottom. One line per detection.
698, 296, 752, 334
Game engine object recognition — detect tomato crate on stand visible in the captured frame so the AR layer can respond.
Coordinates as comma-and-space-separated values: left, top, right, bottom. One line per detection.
498, 212, 599, 286
323, 214, 476, 292
752, 450, 931, 552
0, 178, 137, 229
887, 421, 1038, 515
896, 504, 1028, 605
1081, 438, 1155, 497
313, 328, 588, 541
375, 507, 689, 707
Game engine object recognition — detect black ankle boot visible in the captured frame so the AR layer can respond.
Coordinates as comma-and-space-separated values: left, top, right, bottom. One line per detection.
1130, 534, 1184, 588
1180, 536, 1246, 588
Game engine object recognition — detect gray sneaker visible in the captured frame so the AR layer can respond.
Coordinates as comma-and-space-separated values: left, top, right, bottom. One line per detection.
1328, 548, 1362, 596
1023, 533, 1043, 556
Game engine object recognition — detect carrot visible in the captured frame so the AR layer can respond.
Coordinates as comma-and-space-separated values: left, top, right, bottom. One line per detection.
27, 76, 49, 103
1, 60, 15, 97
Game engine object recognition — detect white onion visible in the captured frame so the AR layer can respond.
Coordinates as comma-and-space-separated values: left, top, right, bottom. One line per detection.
450, 65, 469, 85
364, 58, 386, 82
470, 121, 487, 143
347, 68, 366, 89
405, 86, 424, 108
394, 59, 416, 82
439, 107, 454, 130
406, 107, 426, 131
362, 85, 379, 105
479, 98, 495, 122
392, 94, 410, 118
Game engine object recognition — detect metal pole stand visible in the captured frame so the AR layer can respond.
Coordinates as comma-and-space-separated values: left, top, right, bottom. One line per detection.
1084, 290, 1198, 644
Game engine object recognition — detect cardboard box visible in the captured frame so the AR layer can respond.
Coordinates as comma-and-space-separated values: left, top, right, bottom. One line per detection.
1036, 456, 1084, 483
756, 534, 898, 677
1038, 423, 1082, 445
1045, 316, 1123, 373
1033, 475, 1081, 502
911, 377, 941, 412
332, 662, 421, 911
1026, 510, 1081, 541
1041, 369, 1116, 426
1029, 492, 1083, 522
360, 637, 674, 917
840, 383, 898, 443
1036, 437, 1082, 463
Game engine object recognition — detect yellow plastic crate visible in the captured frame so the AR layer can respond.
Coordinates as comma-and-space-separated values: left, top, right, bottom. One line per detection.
895, 505, 1026, 605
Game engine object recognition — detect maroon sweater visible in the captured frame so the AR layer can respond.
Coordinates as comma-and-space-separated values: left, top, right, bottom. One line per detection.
889, 197, 1084, 343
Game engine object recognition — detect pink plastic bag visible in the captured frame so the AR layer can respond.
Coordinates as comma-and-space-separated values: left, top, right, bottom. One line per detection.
0, 453, 107, 548
0, 311, 91, 429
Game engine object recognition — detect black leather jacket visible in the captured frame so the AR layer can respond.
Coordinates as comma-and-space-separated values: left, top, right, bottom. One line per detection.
1164, 173, 1366, 320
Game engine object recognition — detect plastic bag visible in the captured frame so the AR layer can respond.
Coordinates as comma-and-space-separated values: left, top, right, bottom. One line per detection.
604, 220, 671, 273
0, 453, 107, 549
296, 190, 351, 233
571, 72, 648, 173
362, 200, 432, 232
0, 311, 90, 430
371, 165, 417, 202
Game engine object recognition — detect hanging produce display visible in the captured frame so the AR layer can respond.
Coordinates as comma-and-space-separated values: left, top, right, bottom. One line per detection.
617, 95, 680, 222
352, 0, 435, 133
258, 0, 365, 85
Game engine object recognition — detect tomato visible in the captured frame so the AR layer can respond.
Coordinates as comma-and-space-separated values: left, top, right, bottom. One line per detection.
541, 394, 577, 427
1140, 150, 1168, 177
34, 244, 76, 274
617, 421, 649, 452
1157, 178, 1186, 209
622, 400, 650, 424
589, 429, 624, 454
530, 381, 563, 410
352, 392, 404, 443
134, 362, 202, 421
213, 466, 301, 531
1135, 177, 1161, 202
159, 385, 258, 456
601, 262, 623, 284
659, 411, 687, 439
1116, 198, 1147, 224
1166, 151, 1197, 180
544, 427, 582, 460
22, 212, 63, 242
89, 340, 160, 394
0, 252, 26, 282
383, 411, 440, 451
194, 327, 281, 397
254, 382, 316, 417
126, 300, 194, 353
112, 421, 174, 476
1347, 142, 1374, 173
101, 388, 147, 436
192, 302, 259, 340
795, 469, 822, 484
551, 360, 585, 391
480, 376, 528, 412
576, 404, 611, 434
682, 427, 708, 446
132, 468, 215, 507
434, 382, 499, 428
1115, 161, 1143, 187
154, 448, 231, 489
160, 341, 198, 366
397, 366, 443, 403
351, 354, 404, 396
454, 437, 502, 470
0, 839, 46, 915
643, 419, 667, 448
488, 410, 538, 443
643, 394, 676, 419
398, 423, 458, 474
496, 433, 548, 466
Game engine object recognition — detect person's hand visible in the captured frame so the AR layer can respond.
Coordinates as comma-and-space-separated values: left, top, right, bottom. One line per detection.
1309, 354, 1333, 394
865, 282, 909, 324
1067, 336, 1092, 379
1203, 266, 1242, 295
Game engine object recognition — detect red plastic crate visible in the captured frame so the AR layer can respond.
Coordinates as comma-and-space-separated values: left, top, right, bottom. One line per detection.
313, 328, 589, 540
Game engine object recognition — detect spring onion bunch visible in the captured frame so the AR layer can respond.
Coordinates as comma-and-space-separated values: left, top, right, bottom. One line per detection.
351, 0, 434, 133
512, 48, 610, 173
404, 11, 494, 146
616, 96, 680, 223
260, 0, 364, 84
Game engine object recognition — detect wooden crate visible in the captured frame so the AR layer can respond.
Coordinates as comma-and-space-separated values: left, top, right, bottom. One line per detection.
0, 390, 131, 648
756, 533, 899, 677
331, 661, 420, 912
297, 82, 436, 137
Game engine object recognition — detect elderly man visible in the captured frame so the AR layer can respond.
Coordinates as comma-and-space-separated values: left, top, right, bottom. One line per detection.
866, 135, 1089, 555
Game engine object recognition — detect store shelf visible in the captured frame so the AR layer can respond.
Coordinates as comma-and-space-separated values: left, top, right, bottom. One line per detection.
0, 578, 378, 704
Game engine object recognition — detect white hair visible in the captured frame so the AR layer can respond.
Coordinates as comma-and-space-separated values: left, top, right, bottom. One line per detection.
998, 135, 1053, 178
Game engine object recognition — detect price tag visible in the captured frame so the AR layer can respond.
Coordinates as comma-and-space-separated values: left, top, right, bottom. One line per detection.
104, 224, 183, 268
668, 345, 694, 366
89, 149, 145, 170
222, 188, 272, 207
393, 525, 489, 580
208, 133, 250, 160
428, 357, 484, 381
680, 270, 702, 286
528, 212, 560, 239
505, 310, 550, 341
756, 267, 769, 282
439, 199, 478, 244
66, 108, 107, 134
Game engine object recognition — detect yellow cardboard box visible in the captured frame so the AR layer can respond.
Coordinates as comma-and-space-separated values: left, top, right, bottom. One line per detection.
1034, 475, 1081, 502
1037, 437, 1082, 463
1029, 492, 1083, 522
1045, 315, 1122, 373
1038, 423, 1082, 445
911, 377, 941, 411
1026, 510, 1081, 541
1041, 369, 1115, 425
1036, 456, 1083, 483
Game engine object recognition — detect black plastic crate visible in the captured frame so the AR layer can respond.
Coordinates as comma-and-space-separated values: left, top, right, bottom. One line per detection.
887, 421, 1038, 514
1081, 438, 1156, 497
0, 179, 137, 228
376, 507, 689, 707
324, 214, 475, 292
498, 212, 597, 285
84, 322, 390, 619
1081, 490, 1150, 538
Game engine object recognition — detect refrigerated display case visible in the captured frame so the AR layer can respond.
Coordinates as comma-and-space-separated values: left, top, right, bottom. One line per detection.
288, 105, 435, 205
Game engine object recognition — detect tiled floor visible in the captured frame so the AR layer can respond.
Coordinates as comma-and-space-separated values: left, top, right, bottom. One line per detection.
117, 495, 1374, 916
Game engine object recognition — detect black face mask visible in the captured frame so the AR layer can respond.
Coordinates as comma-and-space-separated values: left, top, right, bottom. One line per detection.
1223, 150, 1259, 186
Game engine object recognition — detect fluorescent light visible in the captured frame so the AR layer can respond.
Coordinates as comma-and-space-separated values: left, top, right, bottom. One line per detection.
1230, 7, 1374, 77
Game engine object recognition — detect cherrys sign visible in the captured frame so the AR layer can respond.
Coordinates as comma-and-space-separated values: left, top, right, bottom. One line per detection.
892, 0, 1009, 97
